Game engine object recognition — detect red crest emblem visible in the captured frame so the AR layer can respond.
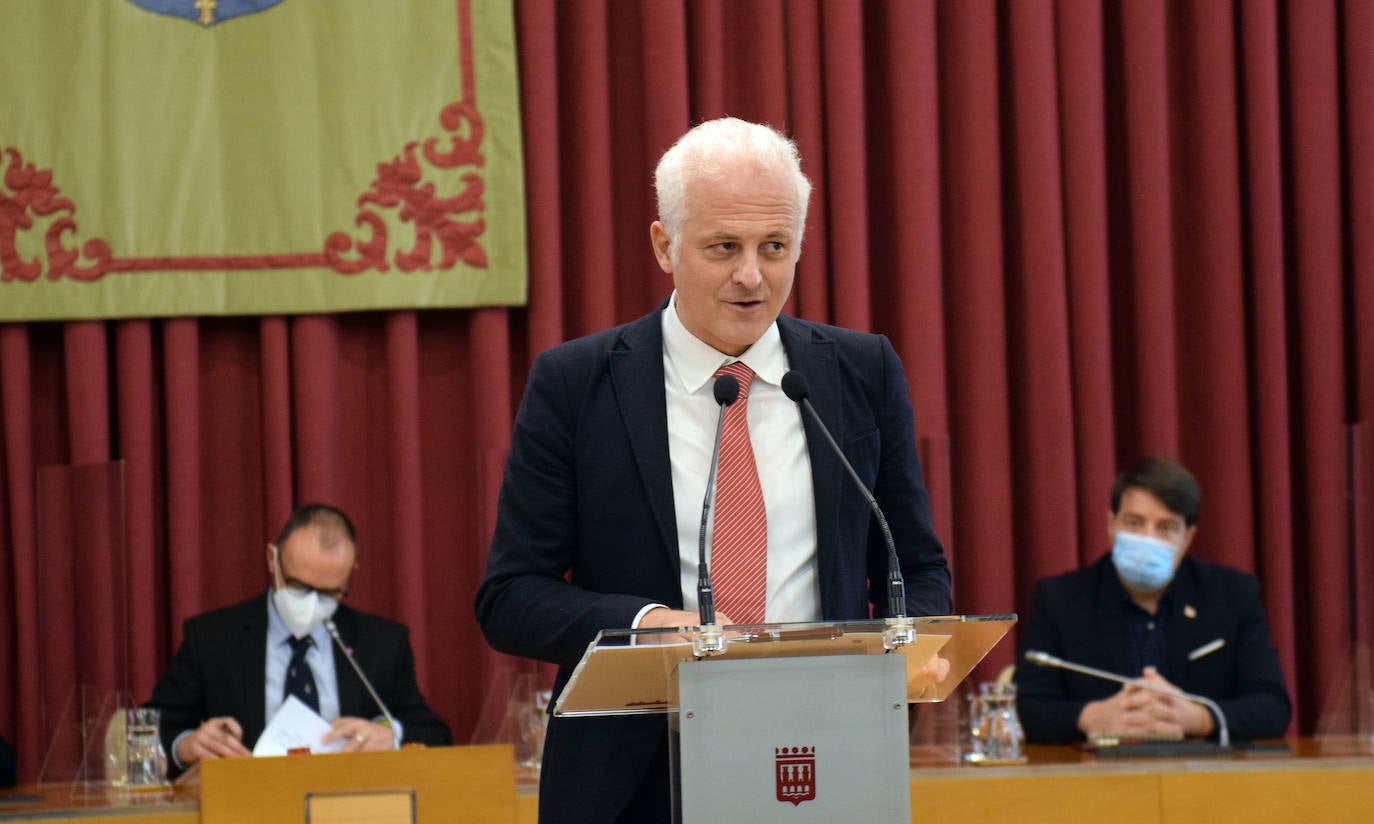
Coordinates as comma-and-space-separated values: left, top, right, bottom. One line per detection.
775, 746, 816, 806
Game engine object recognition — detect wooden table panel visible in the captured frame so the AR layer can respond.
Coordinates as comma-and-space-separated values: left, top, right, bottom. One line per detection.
912, 771, 1158, 824
1162, 763, 1374, 823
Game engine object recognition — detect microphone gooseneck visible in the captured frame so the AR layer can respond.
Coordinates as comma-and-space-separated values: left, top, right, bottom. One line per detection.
1024, 650, 1231, 748
324, 618, 400, 744
696, 373, 740, 630
781, 370, 907, 621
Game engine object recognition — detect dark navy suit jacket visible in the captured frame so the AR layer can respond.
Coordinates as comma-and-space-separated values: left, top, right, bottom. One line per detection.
1015, 554, 1291, 743
147, 593, 452, 774
476, 307, 952, 823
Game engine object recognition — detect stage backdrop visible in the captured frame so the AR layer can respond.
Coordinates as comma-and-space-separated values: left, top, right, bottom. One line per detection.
0, 0, 526, 320
2, 0, 1374, 785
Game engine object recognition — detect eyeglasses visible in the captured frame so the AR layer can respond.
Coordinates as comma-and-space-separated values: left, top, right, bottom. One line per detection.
281, 576, 348, 601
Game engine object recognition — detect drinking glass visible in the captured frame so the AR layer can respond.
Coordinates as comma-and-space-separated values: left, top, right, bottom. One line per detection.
125, 708, 169, 789
964, 682, 1026, 765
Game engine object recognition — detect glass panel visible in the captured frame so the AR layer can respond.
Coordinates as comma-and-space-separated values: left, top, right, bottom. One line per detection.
1316, 644, 1374, 755
553, 615, 1016, 717
33, 461, 130, 792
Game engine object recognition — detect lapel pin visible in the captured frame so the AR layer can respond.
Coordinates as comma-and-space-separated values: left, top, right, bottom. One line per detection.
1183, 604, 1197, 619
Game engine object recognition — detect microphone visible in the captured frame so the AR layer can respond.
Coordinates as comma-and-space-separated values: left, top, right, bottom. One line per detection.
325, 618, 400, 747
694, 373, 740, 656
1024, 650, 1231, 748
781, 370, 908, 625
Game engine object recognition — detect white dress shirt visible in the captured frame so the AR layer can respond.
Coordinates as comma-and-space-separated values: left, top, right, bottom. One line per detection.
265, 595, 341, 724
653, 293, 821, 624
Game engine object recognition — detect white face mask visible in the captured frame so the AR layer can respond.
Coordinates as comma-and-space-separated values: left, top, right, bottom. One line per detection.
272, 545, 340, 639
273, 586, 338, 639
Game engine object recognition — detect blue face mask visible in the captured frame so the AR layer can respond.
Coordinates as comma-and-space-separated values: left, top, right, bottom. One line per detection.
1111, 531, 1180, 592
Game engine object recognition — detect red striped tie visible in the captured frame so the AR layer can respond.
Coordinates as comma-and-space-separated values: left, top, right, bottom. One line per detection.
711, 362, 767, 624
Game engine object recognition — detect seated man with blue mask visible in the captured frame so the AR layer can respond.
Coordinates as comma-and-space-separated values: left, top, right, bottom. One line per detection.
1015, 457, 1291, 743
145, 504, 451, 775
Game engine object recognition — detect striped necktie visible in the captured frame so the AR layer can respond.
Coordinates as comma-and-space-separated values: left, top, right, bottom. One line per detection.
711, 361, 767, 624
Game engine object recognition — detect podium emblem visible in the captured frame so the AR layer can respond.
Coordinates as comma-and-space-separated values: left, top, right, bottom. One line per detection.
774, 746, 816, 806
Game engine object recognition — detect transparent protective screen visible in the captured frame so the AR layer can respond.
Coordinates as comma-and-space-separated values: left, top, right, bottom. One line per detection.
553, 615, 1015, 717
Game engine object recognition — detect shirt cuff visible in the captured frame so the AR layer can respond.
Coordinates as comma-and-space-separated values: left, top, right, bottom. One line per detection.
170, 729, 193, 769
375, 716, 403, 749
632, 603, 669, 629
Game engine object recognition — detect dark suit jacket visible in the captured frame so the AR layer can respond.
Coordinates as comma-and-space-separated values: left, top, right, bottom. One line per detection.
147, 593, 451, 772
475, 307, 952, 823
1015, 554, 1291, 744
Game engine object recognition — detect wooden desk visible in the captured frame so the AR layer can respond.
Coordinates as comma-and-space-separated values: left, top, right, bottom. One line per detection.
2, 745, 511, 823
511, 740, 1374, 824
908, 741, 1374, 823
0, 785, 197, 823
10, 741, 1371, 822
196, 744, 512, 824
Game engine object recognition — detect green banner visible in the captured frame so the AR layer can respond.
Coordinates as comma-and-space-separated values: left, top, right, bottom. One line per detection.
0, 0, 526, 321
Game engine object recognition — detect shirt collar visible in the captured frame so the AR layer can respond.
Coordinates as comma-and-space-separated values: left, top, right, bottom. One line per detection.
662, 290, 788, 394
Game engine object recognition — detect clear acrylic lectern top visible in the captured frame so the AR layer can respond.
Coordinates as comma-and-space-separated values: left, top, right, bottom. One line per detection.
553, 614, 1016, 717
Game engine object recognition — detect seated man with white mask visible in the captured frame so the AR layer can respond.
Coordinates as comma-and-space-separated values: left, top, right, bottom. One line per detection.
146, 504, 451, 775
1015, 458, 1291, 744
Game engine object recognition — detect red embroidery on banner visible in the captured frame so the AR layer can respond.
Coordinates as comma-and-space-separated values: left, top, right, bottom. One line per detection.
2, 0, 488, 284
1, 148, 331, 283
324, 101, 488, 276
775, 746, 816, 806
0, 148, 129, 283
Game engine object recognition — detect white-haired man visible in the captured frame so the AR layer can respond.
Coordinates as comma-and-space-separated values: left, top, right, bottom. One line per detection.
476, 118, 951, 823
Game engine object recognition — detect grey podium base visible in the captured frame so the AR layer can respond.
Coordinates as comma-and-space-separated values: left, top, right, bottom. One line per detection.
672, 654, 910, 823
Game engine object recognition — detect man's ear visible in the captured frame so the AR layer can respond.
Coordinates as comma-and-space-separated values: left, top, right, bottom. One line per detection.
649, 222, 674, 273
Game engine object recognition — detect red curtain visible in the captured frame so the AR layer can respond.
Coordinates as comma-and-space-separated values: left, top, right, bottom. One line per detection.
3, 0, 1373, 781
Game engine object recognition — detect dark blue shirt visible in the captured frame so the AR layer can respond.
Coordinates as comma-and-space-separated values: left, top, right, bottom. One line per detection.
1122, 589, 1172, 676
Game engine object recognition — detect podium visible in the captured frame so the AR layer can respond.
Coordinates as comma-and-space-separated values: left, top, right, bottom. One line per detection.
554, 615, 1015, 822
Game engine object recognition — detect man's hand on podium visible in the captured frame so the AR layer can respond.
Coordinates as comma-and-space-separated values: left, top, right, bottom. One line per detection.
176, 716, 252, 766
920, 655, 951, 683
637, 607, 738, 644
322, 717, 396, 752
639, 608, 705, 630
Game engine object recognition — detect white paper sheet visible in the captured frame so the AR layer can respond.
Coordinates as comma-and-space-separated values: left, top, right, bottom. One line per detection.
251, 695, 348, 756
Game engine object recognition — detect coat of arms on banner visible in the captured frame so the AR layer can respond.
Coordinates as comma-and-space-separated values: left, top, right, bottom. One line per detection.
775, 745, 816, 806
127, 0, 285, 26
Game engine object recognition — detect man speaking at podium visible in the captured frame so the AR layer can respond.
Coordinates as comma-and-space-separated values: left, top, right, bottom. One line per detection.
146, 504, 451, 776
476, 118, 952, 823
1016, 458, 1291, 744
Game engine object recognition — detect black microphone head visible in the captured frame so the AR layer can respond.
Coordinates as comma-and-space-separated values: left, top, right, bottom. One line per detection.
781, 370, 810, 402
713, 373, 740, 406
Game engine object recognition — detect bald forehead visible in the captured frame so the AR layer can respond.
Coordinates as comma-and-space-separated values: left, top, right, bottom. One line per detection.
282, 522, 356, 560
